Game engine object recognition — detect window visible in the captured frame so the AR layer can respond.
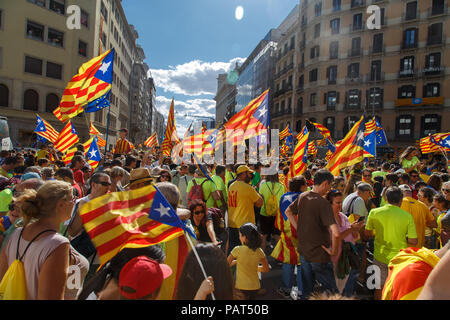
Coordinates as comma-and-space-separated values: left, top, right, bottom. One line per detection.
95, 108, 103, 123
372, 33, 383, 53
315, 2, 322, 17
333, 0, 341, 11
428, 23, 443, 45
102, 32, 107, 46
26, 21, 44, 41
351, 37, 361, 56
367, 87, 383, 109
78, 40, 87, 57
45, 93, 59, 113
23, 89, 39, 111
396, 115, 414, 138
298, 74, 304, 89
49, 0, 65, 14
348, 63, 360, 78
346, 89, 361, 109
351, 0, 364, 8
327, 66, 338, 84
101, 1, 108, 21
81, 10, 89, 28
324, 117, 335, 137
296, 120, 302, 133
327, 91, 338, 110
431, 0, 445, 15
297, 97, 303, 113
405, 1, 417, 20
28, 0, 45, 7
330, 41, 339, 59
403, 28, 418, 49
314, 23, 321, 38
398, 85, 416, 98
421, 114, 441, 136
310, 93, 317, 106
343, 116, 359, 136
309, 68, 318, 82
46, 61, 62, 79
370, 60, 382, 81
330, 18, 340, 35
425, 52, 442, 73
352, 14, 363, 30
310, 46, 320, 59
24, 56, 43, 75
423, 83, 440, 97
400, 56, 415, 76
0, 84, 8, 107
47, 28, 64, 48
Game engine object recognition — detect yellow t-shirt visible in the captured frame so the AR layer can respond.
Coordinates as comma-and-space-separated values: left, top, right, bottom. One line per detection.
36, 149, 49, 160
400, 197, 435, 248
227, 181, 261, 228
0, 167, 11, 178
231, 245, 265, 290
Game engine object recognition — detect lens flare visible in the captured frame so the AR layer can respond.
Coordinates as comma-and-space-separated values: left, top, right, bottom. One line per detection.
235, 6, 244, 20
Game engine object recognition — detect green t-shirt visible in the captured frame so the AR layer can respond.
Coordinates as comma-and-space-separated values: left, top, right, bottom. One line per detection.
372, 171, 388, 179
366, 204, 418, 264
186, 177, 217, 209
401, 156, 420, 170
259, 181, 285, 217
212, 175, 227, 207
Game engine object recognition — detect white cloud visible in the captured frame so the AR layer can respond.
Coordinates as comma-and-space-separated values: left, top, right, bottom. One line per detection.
149, 57, 245, 96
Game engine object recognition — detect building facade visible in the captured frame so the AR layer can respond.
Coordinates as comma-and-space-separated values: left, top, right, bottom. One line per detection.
291, 0, 449, 149
214, 73, 237, 126
152, 106, 165, 145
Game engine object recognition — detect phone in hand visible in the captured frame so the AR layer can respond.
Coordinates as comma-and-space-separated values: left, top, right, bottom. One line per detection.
357, 216, 366, 223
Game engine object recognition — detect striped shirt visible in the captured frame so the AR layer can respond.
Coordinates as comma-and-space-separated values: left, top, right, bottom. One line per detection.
114, 138, 131, 155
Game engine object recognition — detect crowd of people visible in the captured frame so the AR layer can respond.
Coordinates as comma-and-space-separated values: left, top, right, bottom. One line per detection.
0, 134, 450, 300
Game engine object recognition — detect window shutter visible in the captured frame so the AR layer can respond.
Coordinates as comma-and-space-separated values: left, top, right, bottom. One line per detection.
336, 92, 340, 103
324, 93, 328, 104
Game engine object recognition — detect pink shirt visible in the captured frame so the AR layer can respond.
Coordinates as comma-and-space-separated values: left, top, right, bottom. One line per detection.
331, 212, 357, 265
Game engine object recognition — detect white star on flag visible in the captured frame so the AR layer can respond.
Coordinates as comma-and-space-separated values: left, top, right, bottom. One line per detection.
364, 140, 372, 147
445, 140, 450, 147
89, 149, 97, 158
258, 106, 268, 118
99, 61, 111, 74
283, 194, 297, 203
155, 203, 171, 218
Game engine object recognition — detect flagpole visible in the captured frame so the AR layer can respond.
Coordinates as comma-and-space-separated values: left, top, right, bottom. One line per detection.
183, 233, 216, 300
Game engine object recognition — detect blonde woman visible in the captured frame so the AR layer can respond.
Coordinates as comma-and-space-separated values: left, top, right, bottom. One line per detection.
110, 166, 127, 192
0, 180, 74, 299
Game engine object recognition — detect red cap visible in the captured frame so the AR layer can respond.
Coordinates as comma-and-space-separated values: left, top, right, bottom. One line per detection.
119, 256, 172, 299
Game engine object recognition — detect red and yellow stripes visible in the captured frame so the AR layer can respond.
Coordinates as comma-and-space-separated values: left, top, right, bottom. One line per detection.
36, 114, 59, 144
310, 121, 332, 141
279, 125, 291, 140
272, 205, 299, 265
79, 185, 185, 267
89, 122, 101, 135
54, 121, 79, 154
114, 138, 131, 155
162, 99, 180, 156
144, 133, 158, 148
382, 247, 440, 300
287, 127, 309, 180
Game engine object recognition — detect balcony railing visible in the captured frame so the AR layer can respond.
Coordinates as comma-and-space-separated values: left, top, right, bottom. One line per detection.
402, 11, 419, 23
401, 42, 418, 50
274, 84, 293, 98
398, 68, 418, 78
427, 34, 445, 46
348, 47, 363, 57
272, 108, 292, 119
327, 104, 336, 111
345, 103, 361, 110
296, 85, 304, 93
275, 63, 294, 79
349, 23, 365, 33
423, 66, 445, 77
351, 0, 366, 9
365, 72, 385, 83
369, 45, 385, 55
345, 76, 363, 85
328, 79, 337, 85
298, 62, 305, 72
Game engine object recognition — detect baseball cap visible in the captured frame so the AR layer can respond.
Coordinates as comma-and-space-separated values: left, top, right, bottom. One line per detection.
21, 172, 40, 181
236, 165, 254, 175
398, 184, 412, 192
119, 256, 172, 299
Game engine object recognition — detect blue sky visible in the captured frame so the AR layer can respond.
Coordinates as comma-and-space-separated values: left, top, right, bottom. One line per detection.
122, 0, 299, 134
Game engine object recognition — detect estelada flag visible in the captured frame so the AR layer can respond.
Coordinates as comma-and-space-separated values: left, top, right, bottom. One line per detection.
382, 247, 440, 300
57, 49, 114, 122
86, 136, 101, 169
287, 126, 310, 180
62, 138, 95, 165
54, 120, 79, 154
79, 184, 196, 266
34, 114, 59, 144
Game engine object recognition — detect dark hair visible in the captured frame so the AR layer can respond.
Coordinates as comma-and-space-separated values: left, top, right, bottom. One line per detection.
157, 169, 172, 182
215, 165, 225, 176
77, 246, 165, 300
55, 160, 66, 168
381, 162, 390, 171
283, 166, 290, 175
303, 170, 312, 180
428, 174, 442, 192
289, 176, 307, 193
188, 164, 197, 174
111, 159, 123, 167
90, 172, 110, 186
125, 155, 137, 167
385, 186, 403, 205
409, 170, 419, 176
326, 190, 343, 204
239, 223, 262, 251
419, 187, 435, 204
399, 173, 410, 184
14, 165, 26, 174
76, 143, 85, 152
74, 151, 84, 157
55, 167, 74, 181
266, 173, 279, 183
3, 157, 17, 166
433, 193, 450, 210
175, 243, 234, 300
70, 155, 84, 168
37, 158, 49, 166
313, 169, 334, 186
386, 173, 399, 185
188, 199, 207, 224
415, 181, 427, 191
373, 175, 384, 184
441, 173, 450, 183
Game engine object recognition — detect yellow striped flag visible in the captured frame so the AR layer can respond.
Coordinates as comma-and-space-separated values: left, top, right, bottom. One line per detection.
309, 120, 332, 142
382, 247, 440, 300
287, 126, 310, 180
279, 125, 291, 140
144, 133, 159, 148
57, 49, 114, 122
79, 184, 195, 267
420, 133, 450, 154
162, 99, 181, 157
326, 116, 366, 176
61, 138, 95, 165
54, 120, 79, 154
96, 135, 106, 148
34, 114, 60, 144
90, 122, 101, 135
307, 140, 317, 155
365, 118, 376, 134
223, 89, 269, 146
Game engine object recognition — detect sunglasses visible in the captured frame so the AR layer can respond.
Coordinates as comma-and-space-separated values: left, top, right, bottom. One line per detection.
411, 175, 419, 178
442, 189, 450, 193
193, 210, 204, 215
161, 175, 170, 179
97, 181, 111, 187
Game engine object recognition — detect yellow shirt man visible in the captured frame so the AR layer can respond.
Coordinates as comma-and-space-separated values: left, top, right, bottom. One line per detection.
227, 180, 261, 228
401, 196, 435, 248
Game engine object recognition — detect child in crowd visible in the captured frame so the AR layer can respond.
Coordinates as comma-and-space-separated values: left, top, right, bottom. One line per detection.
227, 223, 269, 300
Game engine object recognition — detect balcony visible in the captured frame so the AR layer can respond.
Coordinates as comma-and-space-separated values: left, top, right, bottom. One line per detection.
423, 66, 445, 77
327, 104, 336, 111
351, 0, 366, 9
427, 34, 445, 47
298, 62, 305, 72
345, 76, 363, 85
272, 108, 292, 119
275, 63, 294, 79
300, 40, 306, 50
345, 103, 361, 110
296, 84, 304, 93
348, 47, 363, 57
274, 84, 293, 98
349, 23, 365, 33
428, 6, 448, 17
328, 79, 337, 85
401, 11, 419, 23
398, 68, 418, 79
369, 45, 385, 55
365, 72, 385, 83
401, 42, 418, 51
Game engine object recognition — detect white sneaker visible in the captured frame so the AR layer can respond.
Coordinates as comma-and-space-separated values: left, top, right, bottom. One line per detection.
290, 286, 299, 300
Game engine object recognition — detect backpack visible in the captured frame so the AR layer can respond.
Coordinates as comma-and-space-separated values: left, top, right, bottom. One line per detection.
208, 207, 225, 235
265, 182, 280, 216
0, 228, 56, 300
188, 179, 207, 206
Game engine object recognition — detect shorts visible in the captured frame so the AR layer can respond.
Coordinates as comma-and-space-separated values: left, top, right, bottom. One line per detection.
259, 214, 280, 236
373, 258, 389, 288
